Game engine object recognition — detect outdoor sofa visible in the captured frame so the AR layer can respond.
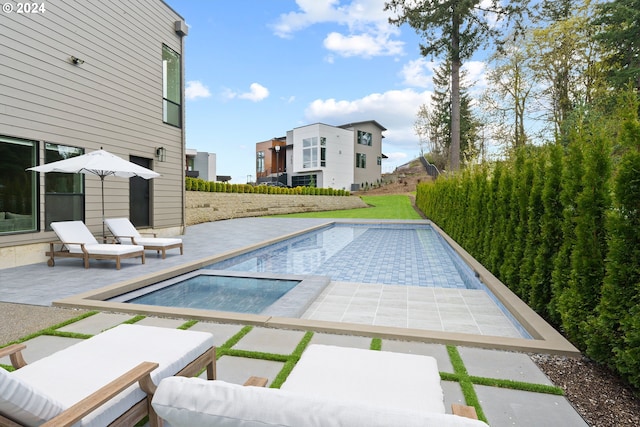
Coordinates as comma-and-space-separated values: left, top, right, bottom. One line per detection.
152, 344, 487, 426
47, 220, 145, 269
0, 324, 215, 426
104, 218, 183, 259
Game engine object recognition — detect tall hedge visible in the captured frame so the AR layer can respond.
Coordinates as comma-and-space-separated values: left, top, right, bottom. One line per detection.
415, 97, 640, 387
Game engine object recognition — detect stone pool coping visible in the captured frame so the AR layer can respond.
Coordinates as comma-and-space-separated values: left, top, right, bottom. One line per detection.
52, 220, 580, 356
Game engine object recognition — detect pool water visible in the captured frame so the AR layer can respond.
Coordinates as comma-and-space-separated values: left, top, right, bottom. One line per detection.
126, 274, 300, 314
208, 224, 477, 289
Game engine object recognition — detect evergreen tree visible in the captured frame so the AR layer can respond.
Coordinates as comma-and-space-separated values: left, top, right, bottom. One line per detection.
586, 104, 640, 385
386, 0, 529, 171
530, 143, 564, 318
521, 150, 546, 305
501, 149, 532, 296
592, 0, 640, 93
550, 128, 584, 325
558, 118, 611, 348
417, 60, 481, 168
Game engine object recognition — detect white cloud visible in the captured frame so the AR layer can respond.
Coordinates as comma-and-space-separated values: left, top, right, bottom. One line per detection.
400, 58, 437, 88
223, 83, 270, 102
323, 30, 404, 58
273, 0, 405, 59
239, 83, 270, 102
185, 80, 211, 100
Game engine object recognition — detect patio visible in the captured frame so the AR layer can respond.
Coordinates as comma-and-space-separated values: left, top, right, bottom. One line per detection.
0, 218, 589, 425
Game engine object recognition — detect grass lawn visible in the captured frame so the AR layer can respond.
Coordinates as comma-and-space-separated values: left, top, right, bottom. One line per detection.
272, 194, 423, 220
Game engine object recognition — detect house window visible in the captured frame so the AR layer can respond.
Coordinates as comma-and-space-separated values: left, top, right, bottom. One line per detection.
320, 137, 326, 167
356, 153, 366, 168
256, 151, 265, 173
292, 174, 317, 187
302, 137, 318, 168
162, 44, 181, 127
44, 143, 84, 230
377, 156, 382, 165
357, 131, 372, 146
0, 136, 37, 234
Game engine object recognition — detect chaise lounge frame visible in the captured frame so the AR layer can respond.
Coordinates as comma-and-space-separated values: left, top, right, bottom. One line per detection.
104, 218, 183, 259
46, 240, 145, 270
0, 341, 216, 427
46, 220, 145, 269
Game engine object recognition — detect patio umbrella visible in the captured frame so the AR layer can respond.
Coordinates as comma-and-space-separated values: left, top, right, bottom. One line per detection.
27, 148, 160, 237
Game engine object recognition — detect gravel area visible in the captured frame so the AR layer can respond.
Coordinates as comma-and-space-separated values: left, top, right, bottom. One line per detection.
0, 302, 88, 344
533, 354, 640, 427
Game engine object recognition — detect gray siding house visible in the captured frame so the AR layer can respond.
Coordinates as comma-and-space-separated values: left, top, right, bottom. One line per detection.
0, 0, 187, 268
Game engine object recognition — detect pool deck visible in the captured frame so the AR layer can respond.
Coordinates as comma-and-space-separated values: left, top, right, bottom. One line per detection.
0, 218, 588, 425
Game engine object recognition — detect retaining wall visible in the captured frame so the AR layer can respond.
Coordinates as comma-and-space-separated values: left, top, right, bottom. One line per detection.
186, 192, 368, 225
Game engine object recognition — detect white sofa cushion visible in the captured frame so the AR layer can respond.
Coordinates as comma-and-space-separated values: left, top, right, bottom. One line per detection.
12, 324, 214, 427
281, 344, 445, 414
152, 377, 487, 427
0, 367, 64, 427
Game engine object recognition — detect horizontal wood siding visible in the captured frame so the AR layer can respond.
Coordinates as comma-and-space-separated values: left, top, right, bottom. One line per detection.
0, 0, 185, 247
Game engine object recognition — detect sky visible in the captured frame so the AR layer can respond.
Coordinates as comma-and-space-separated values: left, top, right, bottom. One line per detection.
165, 0, 488, 183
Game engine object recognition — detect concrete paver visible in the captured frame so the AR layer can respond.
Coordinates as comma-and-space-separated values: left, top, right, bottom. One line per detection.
0, 335, 83, 365
476, 385, 589, 426
308, 332, 372, 349
57, 312, 134, 335
214, 355, 284, 387
459, 346, 554, 385
231, 327, 306, 355
381, 339, 454, 373
186, 322, 245, 347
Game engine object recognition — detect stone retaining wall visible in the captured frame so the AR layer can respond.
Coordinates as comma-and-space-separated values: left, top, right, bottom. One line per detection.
186, 191, 368, 225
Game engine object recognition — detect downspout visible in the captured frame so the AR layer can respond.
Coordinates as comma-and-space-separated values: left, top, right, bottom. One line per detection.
175, 20, 188, 234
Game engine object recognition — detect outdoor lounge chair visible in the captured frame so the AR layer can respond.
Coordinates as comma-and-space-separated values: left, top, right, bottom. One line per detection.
0, 324, 216, 427
152, 344, 487, 426
104, 218, 183, 259
47, 221, 145, 270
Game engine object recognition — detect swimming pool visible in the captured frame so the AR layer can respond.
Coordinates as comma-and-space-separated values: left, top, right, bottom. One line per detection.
111, 223, 530, 338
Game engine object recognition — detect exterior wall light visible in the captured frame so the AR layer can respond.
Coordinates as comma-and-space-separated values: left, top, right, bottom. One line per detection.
70, 56, 84, 65
156, 147, 167, 162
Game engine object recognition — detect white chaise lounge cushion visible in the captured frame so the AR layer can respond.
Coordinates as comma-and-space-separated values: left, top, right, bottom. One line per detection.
281, 344, 446, 414
105, 218, 182, 247
0, 368, 64, 427
11, 324, 214, 427
50, 221, 143, 255
152, 377, 487, 427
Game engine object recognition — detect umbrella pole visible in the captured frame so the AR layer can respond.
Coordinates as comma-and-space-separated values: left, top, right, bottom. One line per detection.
101, 176, 106, 242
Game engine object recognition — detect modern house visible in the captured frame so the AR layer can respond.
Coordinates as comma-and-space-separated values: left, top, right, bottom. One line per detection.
0, 1, 187, 268
186, 148, 217, 181
256, 121, 386, 190
255, 137, 287, 185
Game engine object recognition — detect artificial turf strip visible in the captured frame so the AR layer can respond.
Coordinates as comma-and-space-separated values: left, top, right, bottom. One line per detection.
447, 345, 487, 422
370, 337, 382, 350
122, 315, 146, 324
178, 319, 199, 330
470, 376, 564, 395
270, 331, 314, 388
217, 325, 253, 352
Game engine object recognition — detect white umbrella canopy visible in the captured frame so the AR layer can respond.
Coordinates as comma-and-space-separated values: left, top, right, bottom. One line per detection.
27, 149, 160, 236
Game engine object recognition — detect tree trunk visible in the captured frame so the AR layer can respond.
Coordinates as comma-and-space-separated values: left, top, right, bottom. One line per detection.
450, 11, 461, 172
